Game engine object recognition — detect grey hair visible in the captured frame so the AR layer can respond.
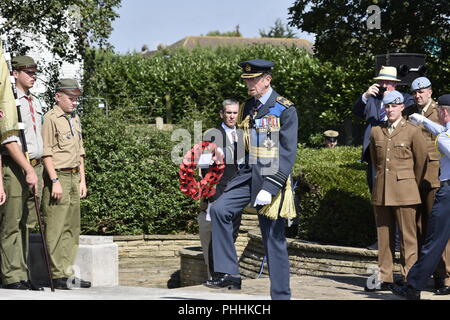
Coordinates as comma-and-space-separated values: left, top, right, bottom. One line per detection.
221, 98, 239, 112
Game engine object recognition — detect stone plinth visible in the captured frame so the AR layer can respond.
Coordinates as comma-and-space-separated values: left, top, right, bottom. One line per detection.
29, 234, 119, 287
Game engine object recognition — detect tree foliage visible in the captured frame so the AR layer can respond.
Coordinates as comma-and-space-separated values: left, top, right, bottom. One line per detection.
0, 0, 121, 62
259, 18, 296, 38
288, 0, 449, 62
288, 0, 450, 94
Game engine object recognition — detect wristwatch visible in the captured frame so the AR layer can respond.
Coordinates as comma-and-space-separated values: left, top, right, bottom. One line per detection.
51, 177, 59, 183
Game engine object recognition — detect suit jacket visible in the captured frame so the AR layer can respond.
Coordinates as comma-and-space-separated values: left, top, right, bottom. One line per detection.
403, 100, 441, 189
370, 119, 427, 206
202, 125, 239, 202
225, 89, 298, 206
353, 92, 414, 162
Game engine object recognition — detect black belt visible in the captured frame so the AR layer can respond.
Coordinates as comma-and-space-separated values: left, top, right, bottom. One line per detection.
441, 180, 450, 187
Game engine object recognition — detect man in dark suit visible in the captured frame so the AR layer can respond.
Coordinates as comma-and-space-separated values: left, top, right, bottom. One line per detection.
204, 59, 298, 300
197, 99, 242, 279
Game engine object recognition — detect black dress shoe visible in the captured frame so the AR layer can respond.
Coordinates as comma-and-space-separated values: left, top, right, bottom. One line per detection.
52, 277, 91, 289
73, 277, 91, 288
391, 283, 421, 300
364, 281, 393, 292
23, 280, 44, 291
435, 286, 450, 295
203, 273, 241, 290
4, 281, 30, 290
52, 278, 71, 290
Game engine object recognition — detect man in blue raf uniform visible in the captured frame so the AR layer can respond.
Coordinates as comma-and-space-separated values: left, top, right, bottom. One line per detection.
204, 59, 298, 300
392, 94, 450, 300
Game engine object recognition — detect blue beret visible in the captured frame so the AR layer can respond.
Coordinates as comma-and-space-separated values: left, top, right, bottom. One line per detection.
383, 90, 404, 105
239, 59, 274, 79
411, 77, 432, 91
437, 94, 450, 106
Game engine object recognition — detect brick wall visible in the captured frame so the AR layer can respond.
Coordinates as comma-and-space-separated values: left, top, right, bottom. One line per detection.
113, 211, 259, 288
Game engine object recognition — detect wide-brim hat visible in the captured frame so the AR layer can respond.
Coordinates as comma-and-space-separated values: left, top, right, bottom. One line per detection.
239, 59, 274, 79
12, 55, 38, 72
373, 66, 401, 82
56, 78, 82, 95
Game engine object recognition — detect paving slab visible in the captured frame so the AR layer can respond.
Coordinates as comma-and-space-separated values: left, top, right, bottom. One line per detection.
0, 275, 448, 300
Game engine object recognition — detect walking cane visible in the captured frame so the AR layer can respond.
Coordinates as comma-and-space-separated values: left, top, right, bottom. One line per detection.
1, 35, 55, 292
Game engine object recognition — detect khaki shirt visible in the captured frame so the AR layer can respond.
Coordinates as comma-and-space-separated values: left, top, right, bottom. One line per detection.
17, 89, 44, 159
42, 104, 85, 169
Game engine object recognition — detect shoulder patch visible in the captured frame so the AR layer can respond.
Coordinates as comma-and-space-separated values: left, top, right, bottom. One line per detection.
276, 96, 294, 108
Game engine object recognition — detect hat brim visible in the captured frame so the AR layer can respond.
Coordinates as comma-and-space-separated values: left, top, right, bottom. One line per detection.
59, 88, 82, 96
373, 75, 401, 82
241, 73, 263, 79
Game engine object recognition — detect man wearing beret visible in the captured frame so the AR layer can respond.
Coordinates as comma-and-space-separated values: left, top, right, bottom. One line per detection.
403, 77, 450, 294
0, 55, 43, 290
41, 78, 90, 289
353, 66, 413, 251
353, 66, 414, 192
368, 90, 427, 292
392, 94, 450, 300
205, 59, 298, 300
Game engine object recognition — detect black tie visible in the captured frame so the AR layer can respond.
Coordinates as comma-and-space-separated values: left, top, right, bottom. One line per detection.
253, 99, 262, 117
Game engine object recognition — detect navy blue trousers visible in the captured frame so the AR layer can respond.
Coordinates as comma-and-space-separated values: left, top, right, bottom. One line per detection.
407, 185, 450, 290
210, 179, 291, 300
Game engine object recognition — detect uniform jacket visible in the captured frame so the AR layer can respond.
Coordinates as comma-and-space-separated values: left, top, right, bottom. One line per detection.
353, 92, 414, 162
370, 119, 427, 206
403, 100, 441, 189
225, 89, 298, 206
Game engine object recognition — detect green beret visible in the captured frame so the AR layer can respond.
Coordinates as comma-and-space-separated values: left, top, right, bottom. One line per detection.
56, 78, 82, 92
12, 56, 37, 71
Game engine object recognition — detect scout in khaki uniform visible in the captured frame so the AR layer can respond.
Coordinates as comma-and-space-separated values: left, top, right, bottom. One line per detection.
368, 90, 427, 291
0, 54, 41, 290
403, 77, 450, 294
12, 56, 46, 271
41, 78, 90, 289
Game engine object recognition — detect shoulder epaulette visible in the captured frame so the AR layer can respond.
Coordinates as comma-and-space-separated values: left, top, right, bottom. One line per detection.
276, 96, 294, 108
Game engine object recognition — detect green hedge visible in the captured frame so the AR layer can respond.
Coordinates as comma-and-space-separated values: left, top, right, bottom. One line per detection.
293, 145, 376, 247
83, 46, 370, 143
80, 108, 199, 235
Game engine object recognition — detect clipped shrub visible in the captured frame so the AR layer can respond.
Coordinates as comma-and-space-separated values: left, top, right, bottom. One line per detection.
80, 107, 199, 235
293, 145, 376, 247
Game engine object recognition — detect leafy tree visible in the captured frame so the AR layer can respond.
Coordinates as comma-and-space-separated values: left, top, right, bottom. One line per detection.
259, 18, 296, 38
288, 0, 449, 63
0, 0, 121, 62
